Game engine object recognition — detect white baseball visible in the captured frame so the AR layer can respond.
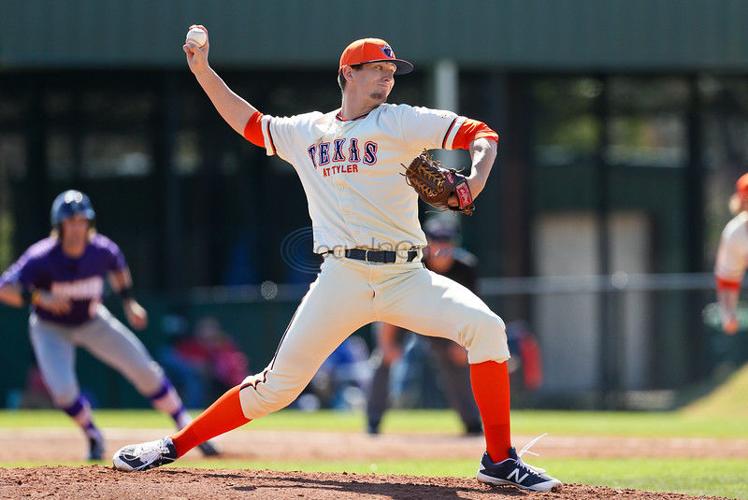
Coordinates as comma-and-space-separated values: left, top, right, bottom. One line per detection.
186, 27, 207, 47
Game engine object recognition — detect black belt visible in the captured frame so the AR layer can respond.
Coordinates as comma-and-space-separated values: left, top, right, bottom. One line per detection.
329, 248, 419, 263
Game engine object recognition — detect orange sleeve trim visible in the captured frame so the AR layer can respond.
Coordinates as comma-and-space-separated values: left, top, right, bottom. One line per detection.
452, 119, 499, 150
243, 111, 265, 147
716, 277, 741, 291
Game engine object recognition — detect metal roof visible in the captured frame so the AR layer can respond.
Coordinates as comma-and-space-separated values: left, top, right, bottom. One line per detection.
2, 0, 747, 70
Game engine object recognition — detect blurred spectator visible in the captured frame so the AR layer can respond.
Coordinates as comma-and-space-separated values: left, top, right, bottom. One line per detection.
505, 321, 544, 391
296, 336, 370, 411
160, 317, 249, 408
19, 358, 53, 409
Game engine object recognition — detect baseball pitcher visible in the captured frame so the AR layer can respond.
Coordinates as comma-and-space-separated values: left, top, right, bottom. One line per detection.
112, 27, 560, 492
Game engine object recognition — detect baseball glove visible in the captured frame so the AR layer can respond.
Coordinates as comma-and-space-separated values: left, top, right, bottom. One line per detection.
402, 151, 475, 215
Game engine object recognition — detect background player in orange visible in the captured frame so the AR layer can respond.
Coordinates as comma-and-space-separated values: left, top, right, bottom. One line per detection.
715, 173, 748, 335
112, 27, 561, 492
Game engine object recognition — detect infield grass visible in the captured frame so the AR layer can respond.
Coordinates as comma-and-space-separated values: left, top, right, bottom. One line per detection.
0, 408, 745, 438
685, 363, 748, 418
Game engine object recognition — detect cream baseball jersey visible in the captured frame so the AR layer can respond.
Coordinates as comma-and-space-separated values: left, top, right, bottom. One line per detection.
109, 38, 568, 491
715, 211, 748, 284
257, 104, 468, 253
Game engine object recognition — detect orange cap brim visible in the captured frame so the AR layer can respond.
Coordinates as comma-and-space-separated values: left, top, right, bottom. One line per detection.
340, 58, 413, 75
737, 173, 748, 196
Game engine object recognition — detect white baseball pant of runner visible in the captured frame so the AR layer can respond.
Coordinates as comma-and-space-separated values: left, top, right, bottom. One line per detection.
29, 304, 165, 408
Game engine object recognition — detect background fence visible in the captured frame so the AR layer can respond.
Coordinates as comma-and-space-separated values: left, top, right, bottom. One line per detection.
2, 271, 744, 410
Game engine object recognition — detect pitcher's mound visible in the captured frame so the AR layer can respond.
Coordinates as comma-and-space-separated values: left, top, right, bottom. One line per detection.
0, 466, 728, 499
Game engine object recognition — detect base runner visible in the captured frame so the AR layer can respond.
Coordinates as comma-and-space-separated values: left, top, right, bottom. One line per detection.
0, 191, 219, 460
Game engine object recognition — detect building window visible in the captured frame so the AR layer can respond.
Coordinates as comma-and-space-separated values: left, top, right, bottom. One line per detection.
47, 133, 75, 180
0, 135, 27, 180
608, 78, 689, 168
174, 131, 202, 176
81, 134, 152, 178
533, 78, 601, 167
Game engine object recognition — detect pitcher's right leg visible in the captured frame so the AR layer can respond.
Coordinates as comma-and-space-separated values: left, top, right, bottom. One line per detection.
113, 257, 375, 471
237, 259, 375, 421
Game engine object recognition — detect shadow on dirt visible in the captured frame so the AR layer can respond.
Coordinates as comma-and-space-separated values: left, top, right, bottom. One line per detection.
238, 473, 526, 499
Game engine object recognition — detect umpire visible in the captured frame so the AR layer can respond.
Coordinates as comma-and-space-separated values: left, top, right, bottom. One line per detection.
365, 216, 482, 435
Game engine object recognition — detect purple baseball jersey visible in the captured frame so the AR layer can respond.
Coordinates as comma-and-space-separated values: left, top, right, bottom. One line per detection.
0, 234, 127, 326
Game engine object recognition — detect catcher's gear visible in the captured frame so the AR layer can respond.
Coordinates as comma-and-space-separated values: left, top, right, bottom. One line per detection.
402, 151, 475, 215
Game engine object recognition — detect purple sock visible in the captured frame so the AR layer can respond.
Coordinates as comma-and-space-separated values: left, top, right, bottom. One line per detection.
62, 395, 99, 438
171, 404, 186, 422
148, 380, 172, 402
62, 396, 86, 418
149, 379, 188, 426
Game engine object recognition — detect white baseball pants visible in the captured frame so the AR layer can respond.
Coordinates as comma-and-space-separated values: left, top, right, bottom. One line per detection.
239, 255, 508, 419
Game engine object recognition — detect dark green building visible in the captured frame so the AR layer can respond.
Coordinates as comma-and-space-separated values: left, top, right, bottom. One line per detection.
1, 0, 747, 408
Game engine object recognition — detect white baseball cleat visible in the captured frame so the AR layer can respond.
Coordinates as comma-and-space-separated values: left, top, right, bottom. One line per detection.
112, 437, 177, 472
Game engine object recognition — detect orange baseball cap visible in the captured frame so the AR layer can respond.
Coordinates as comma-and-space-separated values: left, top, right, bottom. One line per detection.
737, 173, 748, 196
339, 38, 413, 75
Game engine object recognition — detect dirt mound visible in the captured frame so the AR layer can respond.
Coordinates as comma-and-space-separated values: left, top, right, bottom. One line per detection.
0, 466, 729, 499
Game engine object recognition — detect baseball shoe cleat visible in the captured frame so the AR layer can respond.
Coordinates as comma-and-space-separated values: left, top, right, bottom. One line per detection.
463, 421, 483, 436
476, 447, 562, 492
197, 440, 220, 457
367, 420, 381, 435
112, 437, 177, 472
87, 432, 105, 461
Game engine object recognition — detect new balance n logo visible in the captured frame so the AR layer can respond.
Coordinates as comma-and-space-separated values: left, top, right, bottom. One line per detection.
507, 467, 529, 484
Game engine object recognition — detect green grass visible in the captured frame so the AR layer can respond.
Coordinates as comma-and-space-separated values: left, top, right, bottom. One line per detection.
685, 363, 748, 418
545, 458, 748, 500
0, 408, 745, 438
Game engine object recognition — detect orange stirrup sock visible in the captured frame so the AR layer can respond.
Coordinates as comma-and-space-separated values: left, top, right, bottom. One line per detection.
171, 385, 250, 457
470, 360, 512, 463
